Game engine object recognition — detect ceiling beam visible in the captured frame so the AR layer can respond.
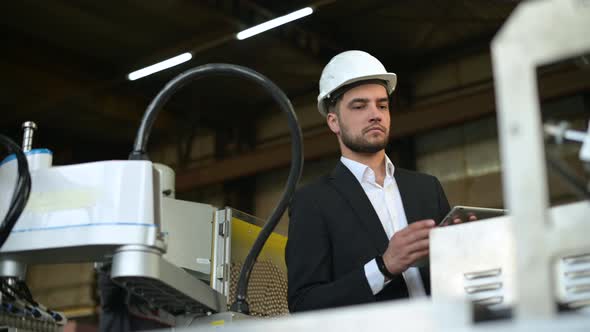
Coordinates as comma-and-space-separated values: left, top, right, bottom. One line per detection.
407, 31, 498, 73
0, 3, 246, 137
176, 65, 590, 191
123, 3, 241, 69
2, 60, 174, 131
1, 33, 178, 133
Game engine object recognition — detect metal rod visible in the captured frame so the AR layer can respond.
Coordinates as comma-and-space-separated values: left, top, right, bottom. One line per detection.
21, 121, 37, 152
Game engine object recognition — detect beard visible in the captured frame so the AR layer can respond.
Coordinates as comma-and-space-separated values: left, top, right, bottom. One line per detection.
340, 122, 389, 153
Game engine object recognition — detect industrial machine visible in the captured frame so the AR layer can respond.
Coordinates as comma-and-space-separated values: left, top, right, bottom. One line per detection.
173, 0, 590, 331
0, 65, 301, 331
1, 0, 590, 331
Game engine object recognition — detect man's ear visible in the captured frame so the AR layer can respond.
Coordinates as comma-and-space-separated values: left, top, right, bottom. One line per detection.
326, 112, 340, 135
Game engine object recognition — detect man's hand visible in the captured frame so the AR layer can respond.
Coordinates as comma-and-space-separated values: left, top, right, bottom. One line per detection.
451, 213, 477, 225
382, 219, 435, 276
439, 213, 478, 227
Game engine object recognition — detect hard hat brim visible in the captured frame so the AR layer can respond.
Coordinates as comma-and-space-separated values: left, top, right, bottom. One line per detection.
317, 73, 397, 117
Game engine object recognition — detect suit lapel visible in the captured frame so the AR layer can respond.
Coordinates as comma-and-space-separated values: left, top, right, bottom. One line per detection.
395, 169, 431, 293
329, 162, 389, 254
394, 169, 418, 225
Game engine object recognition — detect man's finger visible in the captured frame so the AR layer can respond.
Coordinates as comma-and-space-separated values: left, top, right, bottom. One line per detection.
407, 219, 435, 231
395, 219, 435, 241
410, 249, 429, 261
407, 238, 429, 253
414, 228, 431, 241
399, 227, 430, 245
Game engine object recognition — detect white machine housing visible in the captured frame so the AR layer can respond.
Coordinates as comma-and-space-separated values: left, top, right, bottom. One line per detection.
0, 150, 229, 316
0, 156, 158, 261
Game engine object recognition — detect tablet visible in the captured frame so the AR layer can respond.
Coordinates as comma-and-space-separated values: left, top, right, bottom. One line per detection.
439, 205, 506, 226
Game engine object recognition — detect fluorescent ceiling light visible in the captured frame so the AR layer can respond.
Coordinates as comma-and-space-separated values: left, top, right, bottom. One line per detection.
127, 52, 192, 81
237, 7, 313, 40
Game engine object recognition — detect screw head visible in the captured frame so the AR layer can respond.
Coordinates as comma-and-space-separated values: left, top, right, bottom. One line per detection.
22, 121, 37, 130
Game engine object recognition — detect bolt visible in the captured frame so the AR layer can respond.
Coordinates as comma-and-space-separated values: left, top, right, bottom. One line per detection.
22, 121, 37, 152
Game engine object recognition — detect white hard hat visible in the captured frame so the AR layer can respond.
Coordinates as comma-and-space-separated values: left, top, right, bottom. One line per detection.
317, 50, 397, 117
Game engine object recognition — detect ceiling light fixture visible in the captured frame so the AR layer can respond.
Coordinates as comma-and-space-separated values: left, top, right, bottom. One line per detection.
236, 7, 313, 40
127, 52, 193, 81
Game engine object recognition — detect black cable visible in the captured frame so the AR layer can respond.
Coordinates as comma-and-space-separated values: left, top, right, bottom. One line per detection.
0, 280, 17, 302
0, 136, 58, 322
0, 135, 31, 250
128, 64, 303, 314
16, 280, 37, 306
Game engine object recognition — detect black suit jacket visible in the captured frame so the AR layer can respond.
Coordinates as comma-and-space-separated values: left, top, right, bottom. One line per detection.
286, 161, 450, 312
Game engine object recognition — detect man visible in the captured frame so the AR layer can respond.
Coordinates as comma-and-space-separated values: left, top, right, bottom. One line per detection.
285, 50, 451, 312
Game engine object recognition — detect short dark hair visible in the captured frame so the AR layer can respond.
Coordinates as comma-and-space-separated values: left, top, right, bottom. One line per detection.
326, 96, 342, 115
325, 79, 389, 116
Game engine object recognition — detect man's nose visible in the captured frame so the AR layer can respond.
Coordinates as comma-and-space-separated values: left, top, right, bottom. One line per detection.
368, 103, 382, 122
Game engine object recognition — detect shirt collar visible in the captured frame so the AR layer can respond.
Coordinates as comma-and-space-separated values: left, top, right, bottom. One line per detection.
340, 155, 395, 184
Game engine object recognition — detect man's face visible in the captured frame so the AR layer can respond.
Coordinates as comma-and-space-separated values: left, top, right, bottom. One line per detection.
327, 83, 390, 153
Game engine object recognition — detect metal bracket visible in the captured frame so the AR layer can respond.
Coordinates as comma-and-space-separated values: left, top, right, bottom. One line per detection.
211, 208, 232, 299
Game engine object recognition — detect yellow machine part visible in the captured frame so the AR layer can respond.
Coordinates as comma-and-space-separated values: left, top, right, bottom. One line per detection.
228, 216, 289, 317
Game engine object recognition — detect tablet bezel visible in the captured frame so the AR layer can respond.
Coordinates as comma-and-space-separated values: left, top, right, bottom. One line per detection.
439, 205, 506, 226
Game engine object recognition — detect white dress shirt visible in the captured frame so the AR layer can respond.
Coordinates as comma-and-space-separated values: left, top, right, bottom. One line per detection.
340, 156, 426, 298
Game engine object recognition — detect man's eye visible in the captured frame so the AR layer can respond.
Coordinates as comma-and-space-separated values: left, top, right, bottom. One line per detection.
352, 105, 364, 110
379, 105, 389, 110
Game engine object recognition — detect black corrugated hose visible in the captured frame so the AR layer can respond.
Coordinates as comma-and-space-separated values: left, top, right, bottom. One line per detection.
0, 135, 31, 249
129, 64, 303, 314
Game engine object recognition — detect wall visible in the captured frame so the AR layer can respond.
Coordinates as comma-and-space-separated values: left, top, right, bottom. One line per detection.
250, 52, 590, 229
147, 50, 590, 227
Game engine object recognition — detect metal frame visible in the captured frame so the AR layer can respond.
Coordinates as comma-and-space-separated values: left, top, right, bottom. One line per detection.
491, 0, 590, 319
430, 216, 515, 308
211, 207, 232, 299
430, 201, 590, 314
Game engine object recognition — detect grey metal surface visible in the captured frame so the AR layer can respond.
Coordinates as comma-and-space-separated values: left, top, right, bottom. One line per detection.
547, 202, 590, 255
551, 203, 590, 309
211, 207, 232, 298
159, 302, 590, 331
491, 0, 590, 319
557, 253, 590, 309
0, 234, 161, 265
176, 311, 251, 328
430, 216, 514, 309
111, 245, 227, 315
153, 163, 176, 198
431, 202, 590, 310
0, 160, 159, 264
171, 299, 472, 332
172, 311, 590, 332
0, 259, 27, 279
160, 197, 215, 277
21, 121, 37, 152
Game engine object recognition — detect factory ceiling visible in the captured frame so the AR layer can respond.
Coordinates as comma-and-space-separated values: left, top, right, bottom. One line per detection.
2, 0, 519, 163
